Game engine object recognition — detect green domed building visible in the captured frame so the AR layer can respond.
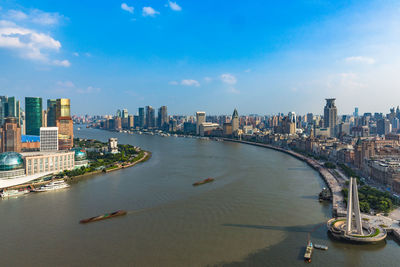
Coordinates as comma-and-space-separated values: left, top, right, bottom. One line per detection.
72, 148, 89, 169
0, 152, 26, 179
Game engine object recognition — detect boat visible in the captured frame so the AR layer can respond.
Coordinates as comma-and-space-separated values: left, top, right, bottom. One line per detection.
304, 240, 313, 263
193, 178, 215, 186
33, 180, 70, 192
319, 187, 332, 201
80, 210, 127, 224
313, 244, 328, 250
1, 188, 30, 198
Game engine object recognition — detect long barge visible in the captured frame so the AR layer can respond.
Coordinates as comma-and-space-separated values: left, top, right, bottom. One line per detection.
193, 178, 215, 186
80, 210, 127, 224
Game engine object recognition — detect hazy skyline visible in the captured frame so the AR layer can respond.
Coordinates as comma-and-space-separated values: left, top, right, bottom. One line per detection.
1, 0, 400, 115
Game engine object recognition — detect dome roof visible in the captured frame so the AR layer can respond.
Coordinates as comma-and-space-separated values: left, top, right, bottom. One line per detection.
72, 148, 87, 160
0, 152, 24, 171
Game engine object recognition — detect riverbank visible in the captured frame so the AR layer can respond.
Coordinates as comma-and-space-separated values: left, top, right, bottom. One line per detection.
223, 138, 400, 243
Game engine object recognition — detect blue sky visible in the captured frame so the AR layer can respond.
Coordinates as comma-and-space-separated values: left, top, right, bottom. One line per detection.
1, 0, 400, 116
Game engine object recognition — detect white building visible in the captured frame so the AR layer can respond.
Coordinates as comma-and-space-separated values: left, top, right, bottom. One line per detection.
40, 127, 58, 151
108, 138, 118, 154
199, 122, 219, 136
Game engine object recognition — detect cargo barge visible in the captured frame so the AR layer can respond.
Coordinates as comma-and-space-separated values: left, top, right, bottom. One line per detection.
304, 240, 313, 263
192, 178, 215, 186
80, 210, 127, 224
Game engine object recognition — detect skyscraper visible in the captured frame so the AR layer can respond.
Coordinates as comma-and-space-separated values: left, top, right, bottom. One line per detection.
138, 107, 145, 128
196, 111, 206, 135
25, 97, 42, 136
0, 117, 21, 152
145, 106, 155, 128
47, 99, 57, 127
122, 108, 128, 119
0, 96, 8, 126
324, 98, 338, 137
158, 106, 168, 130
56, 98, 71, 119
7, 97, 19, 119
55, 98, 73, 150
232, 109, 239, 133
377, 118, 391, 136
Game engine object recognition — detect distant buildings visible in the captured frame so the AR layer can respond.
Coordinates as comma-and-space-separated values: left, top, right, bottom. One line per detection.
145, 106, 155, 129
158, 106, 168, 130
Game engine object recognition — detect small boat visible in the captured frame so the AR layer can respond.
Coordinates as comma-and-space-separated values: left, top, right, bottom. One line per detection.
193, 178, 215, 186
1, 188, 30, 198
80, 210, 127, 224
304, 240, 313, 263
313, 244, 328, 250
33, 180, 69, 192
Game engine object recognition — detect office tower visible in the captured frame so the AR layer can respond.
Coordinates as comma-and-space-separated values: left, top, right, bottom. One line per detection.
145, 106, 155, 129
116, 109, 122, 118
56, 117, 73, 150
0, 96, 8, 125
354, 107, 359, 117
196, 111, 206, 135
7, 97, 20, 119
114, 117, 122, 131
324, 98, 338, 137
134, 115, 139, 128
232, 109, 239, 133
0, 117, 21, 152
25, 97, 42, 136
158, 106, 168, 129
122, 109, 128, 119
40, 127, 58, 151
56, 98, 71, 119
306, 113, 314, 124
42, 110, 47, 127
377, 118, 391, 136
138, 107, 145, 128
288, 111, 296, 129
128, 115, 134, 128
47, 99, 57, 126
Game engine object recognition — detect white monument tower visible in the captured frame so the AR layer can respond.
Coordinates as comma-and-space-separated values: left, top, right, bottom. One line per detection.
345, 177, 363, 235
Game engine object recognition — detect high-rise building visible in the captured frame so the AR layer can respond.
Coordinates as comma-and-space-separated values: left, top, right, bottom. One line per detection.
196, 111, 206, 135
306, 113, 314, 124
56, 117, 73, 150
232, 109, 239, 133
42, 110, 47, 127
324, 98, 338, 137
0, 117, 21, 153
377, 118, 391, 136
158, 106, 168, 130
354, 107, 359, 117
0, 96, 8, 126
116, 109, 122, 118
138, 107, 145, 128
145, 106, 155, 129
40, 127, 58, 151
7, 97, 20, 119
25, 97, 42, 136
122, 109, 128, 119
288, 111, 296, 130
128, 115, 134, 129
56, 98, 71, 119
47, 99, 57, 126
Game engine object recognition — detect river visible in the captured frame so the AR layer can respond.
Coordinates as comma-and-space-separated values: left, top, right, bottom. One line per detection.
0, 127, 399, 266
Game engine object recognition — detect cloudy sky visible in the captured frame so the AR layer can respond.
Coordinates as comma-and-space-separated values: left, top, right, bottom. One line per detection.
1, 0, 400, 116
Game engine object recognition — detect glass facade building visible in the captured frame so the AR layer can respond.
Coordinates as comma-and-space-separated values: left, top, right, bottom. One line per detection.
25, 97, 42, 136
47, 99, 57, 127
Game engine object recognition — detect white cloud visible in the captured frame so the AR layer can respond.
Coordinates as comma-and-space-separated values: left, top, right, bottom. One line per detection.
5, 9, 63, 26
220, 73, 237, 85
143, 7, 159, 17
344, 56, 375, 65
57, 81, 75, 87
77, 86, 101, 94
0, 20, 62, 62
168, 1, 182, 11
181, 79, 200, 87
52, 59, 70, 67
121, 3, 134, 14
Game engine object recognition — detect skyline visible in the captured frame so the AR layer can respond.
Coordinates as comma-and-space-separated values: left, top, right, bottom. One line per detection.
1, 0, 400, 115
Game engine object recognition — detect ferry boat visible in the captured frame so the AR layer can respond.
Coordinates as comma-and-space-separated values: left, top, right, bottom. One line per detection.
193, 178, 215, 186
313, 244, 328, 250
304, 240, 313, 263
33, 180, 70, 192
80, 210, 127, 224
1, 188, 30, 198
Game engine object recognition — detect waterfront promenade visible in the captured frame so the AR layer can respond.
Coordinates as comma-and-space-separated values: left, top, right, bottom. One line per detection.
223, 138, 400, 242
